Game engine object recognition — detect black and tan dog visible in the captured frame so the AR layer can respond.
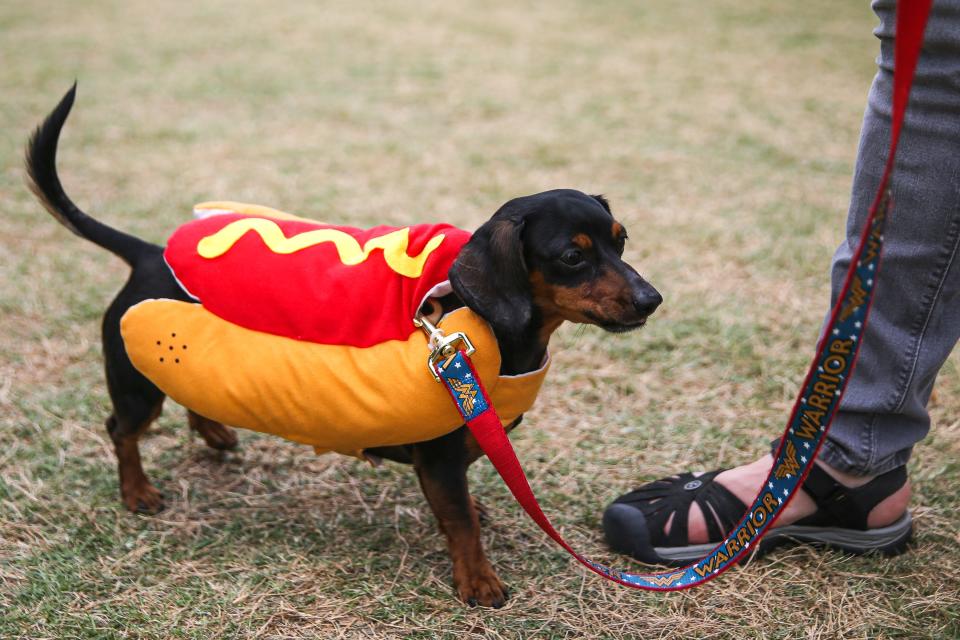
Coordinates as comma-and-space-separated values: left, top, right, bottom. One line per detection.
26, 85, 661, 608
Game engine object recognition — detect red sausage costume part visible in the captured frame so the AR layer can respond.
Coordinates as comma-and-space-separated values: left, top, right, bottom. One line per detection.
167, 202, 473, 347
119, 202, 549, 458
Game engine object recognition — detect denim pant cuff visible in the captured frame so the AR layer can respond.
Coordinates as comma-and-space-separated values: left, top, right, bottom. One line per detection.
768, 436, 911, 476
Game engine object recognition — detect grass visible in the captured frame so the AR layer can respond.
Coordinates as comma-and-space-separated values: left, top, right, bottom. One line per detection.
2, 0, 959, 638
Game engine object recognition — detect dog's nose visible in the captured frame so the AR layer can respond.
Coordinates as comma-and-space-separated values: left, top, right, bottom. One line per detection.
632, 289, 662, 317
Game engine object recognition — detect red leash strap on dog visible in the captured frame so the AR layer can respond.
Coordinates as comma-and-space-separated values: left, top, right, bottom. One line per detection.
429, 0, 932, 591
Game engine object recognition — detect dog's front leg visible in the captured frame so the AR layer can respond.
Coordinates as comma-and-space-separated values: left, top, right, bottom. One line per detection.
412, 431, 508, 608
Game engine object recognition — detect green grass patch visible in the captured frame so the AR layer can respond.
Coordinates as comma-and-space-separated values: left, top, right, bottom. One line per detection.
2, 0, 958, 638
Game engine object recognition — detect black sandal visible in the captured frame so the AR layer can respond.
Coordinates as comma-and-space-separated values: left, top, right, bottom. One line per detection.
602, 465, 912, 566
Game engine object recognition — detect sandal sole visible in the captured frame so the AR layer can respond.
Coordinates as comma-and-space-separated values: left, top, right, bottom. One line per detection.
650, 511, 913, 565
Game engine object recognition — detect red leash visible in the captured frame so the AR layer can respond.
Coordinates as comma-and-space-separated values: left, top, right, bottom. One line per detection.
423, 0, 932, 590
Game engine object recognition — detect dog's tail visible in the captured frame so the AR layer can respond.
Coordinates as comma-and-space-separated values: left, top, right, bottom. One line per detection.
25, 83, 155, 266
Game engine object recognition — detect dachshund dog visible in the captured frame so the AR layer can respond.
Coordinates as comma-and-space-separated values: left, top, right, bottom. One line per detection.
25, 86, 661, 608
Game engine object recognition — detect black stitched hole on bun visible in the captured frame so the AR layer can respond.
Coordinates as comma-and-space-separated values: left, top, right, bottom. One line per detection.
171, 333, 176, 337
182, 345, 187, 349
156, 340, 161, 346
160, 357, 164, 363
175, 358, 180, 364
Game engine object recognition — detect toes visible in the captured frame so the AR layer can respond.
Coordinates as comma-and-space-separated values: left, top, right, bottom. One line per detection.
123, 484, 165, 515
135, 498, 165, 514
471, 497, 490, 525
189, 414, 239, 451
456, 570, 508, 608
200, 424, 239, 451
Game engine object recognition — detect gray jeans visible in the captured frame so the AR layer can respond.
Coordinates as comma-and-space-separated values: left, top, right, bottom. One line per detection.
816, 0, 960, 475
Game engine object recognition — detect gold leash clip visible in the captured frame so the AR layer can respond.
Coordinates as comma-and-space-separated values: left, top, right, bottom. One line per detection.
413, 315, 476, 382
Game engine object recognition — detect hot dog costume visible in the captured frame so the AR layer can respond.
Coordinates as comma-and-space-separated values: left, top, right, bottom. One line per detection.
120, 202, 550, 458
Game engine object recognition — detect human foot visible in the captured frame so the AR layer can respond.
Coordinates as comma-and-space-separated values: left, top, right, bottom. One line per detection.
603, 454, 912, 565
688, 455, 911, 543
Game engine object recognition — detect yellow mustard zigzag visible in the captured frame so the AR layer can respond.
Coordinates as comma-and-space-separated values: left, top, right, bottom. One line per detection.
196, 218, 446, 278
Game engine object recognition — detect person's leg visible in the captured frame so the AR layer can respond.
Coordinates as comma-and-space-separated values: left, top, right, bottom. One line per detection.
818, 0, 960, 476
606, 0, 960, 553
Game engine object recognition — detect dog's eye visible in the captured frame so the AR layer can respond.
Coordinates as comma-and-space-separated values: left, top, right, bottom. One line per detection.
560, 249, 584, 266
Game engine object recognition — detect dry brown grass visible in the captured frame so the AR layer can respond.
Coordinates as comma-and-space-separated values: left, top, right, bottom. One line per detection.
2, 0, 959, 638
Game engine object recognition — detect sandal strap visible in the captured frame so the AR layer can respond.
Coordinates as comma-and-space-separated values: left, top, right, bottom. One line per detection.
698, 475, 747, 542
797, 465, 907, 530
613, 469, 748, 547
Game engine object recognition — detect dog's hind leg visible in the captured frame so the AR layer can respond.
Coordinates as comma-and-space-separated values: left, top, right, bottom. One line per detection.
101, 253, 192, 514
102, 294, 166, 513
187, 411, 238, 451
105, 401, 165, 514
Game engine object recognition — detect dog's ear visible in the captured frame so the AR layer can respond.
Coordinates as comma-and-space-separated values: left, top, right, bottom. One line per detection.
590, 194, 611, 213
449, 216, 532, 331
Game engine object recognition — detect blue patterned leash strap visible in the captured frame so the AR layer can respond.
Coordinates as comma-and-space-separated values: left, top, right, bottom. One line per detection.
429, 0, 931, 590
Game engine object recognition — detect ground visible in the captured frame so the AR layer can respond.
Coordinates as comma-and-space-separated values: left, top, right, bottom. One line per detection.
1, 1, 959, 638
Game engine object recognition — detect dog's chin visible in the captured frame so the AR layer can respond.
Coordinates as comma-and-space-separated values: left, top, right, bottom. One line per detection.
596, 317, 648, 334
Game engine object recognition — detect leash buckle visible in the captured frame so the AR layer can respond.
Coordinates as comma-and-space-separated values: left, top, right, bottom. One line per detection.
413, 315, 476, 382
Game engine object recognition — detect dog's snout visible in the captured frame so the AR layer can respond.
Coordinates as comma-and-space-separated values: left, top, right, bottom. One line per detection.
632, 288, 662, 317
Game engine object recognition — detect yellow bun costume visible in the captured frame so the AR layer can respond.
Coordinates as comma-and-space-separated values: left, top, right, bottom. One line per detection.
119, 203, 549, 457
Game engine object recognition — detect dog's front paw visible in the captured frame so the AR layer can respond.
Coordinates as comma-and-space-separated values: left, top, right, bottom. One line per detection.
455, 565, 509, 608
189, 413, 239, 451
121, 481, 165, 514
198, 422, 238, 450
